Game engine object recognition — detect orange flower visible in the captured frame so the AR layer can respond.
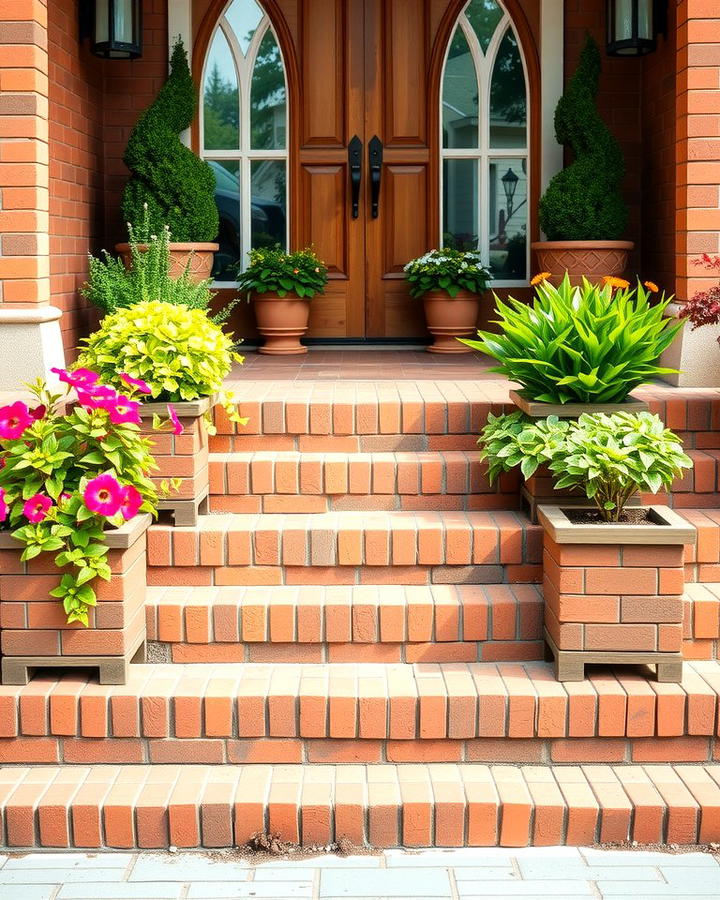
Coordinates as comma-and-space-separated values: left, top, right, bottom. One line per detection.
293, 268, 299, 274
643, 280, 659, 293
530, 271, 552, 286
602, 275, 630, 289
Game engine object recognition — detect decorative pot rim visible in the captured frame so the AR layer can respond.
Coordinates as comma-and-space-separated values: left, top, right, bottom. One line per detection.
531, 240, 635, 250
537, 504, 696, 546
252, 292, 312, 302
115, 242, 219, 252
0, 511, 151, 552
422, 289, 481, 299
509, 389, 648, 418
138, 393, 217, 419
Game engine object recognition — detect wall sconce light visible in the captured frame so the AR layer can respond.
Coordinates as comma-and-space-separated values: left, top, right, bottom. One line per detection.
80, 0, 143, 60
606, 0, 667, 57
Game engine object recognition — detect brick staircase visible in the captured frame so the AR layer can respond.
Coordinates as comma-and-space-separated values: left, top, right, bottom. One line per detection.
3, 366, 720, 849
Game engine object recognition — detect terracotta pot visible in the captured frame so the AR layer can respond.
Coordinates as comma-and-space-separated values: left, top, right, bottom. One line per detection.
422, 289, 480, 354
253, 293, 310, 355
115, 242, 219, 284
0, 514, 151, 685
531, 240, 634, 285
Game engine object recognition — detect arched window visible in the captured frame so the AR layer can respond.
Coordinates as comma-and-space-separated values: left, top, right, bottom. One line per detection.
441, 0, 528, 283
201, 0, 288, 281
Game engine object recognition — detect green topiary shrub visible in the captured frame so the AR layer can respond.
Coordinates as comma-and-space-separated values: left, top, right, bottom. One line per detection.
121, 39, 219, 243
538, 34, 627, 241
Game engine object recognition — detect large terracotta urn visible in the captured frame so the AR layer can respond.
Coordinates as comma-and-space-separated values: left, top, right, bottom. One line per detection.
115, 242, 219, 284
253, 293, 310, 355
531, 240, 634, 285
422, 289, 480, 354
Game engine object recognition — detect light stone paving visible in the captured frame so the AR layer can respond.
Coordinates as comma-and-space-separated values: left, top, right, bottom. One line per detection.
0, 847, 719, 899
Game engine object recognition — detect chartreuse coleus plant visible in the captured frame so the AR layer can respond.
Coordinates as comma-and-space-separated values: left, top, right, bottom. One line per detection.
479, 410, 692, 522
75, 300, 248, 435
236, 246, 328, 299
0, 370, 159, 625
464, 275, 681, 404
403, 248, 491, 298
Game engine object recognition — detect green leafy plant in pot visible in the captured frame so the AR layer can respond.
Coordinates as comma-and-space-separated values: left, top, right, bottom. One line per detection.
532, 34, 632, 283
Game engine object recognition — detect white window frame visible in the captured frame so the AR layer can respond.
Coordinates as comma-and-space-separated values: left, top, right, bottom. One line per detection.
440, 1, 530, 287
200, 3, 289, 287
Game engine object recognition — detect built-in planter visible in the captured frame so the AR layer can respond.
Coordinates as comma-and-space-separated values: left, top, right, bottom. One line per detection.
510, 390, 648, 419
538, 504, 696, 683
531, 240, 634, 285
0, 514, 151, 685
139, 397, 213, 525
253, 293, 310, 355
115, 242, 219, 284
423, 289, 479, 354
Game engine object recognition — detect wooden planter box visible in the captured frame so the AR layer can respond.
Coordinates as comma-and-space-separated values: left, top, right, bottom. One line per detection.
139, 396, 213, 525
510, 389, 648, 419
0, 514, 150, 685
538, 504, 696, 683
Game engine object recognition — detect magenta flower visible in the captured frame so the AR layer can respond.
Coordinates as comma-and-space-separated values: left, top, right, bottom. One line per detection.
0, 401, 34, 440
119, 484, 142, 520
120, 373, 152, 395
23, 493, 52, 523
167, 404, 184, 436
0, 489, 8, 523
51, 367, 99, 390
83, 474, 124, 517
76, 386, 118, 411
108, 395, 142, 426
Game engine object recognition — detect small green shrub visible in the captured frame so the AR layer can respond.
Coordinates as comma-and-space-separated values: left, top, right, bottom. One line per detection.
403, 249, 491, 298
237, 246, 328, 299
538, 34, 627, 241
82, 223, 213, 315
76, 301, 241, 403
122, 39, 219, 242
464, 276, 681, 404
479, 410, 692, 521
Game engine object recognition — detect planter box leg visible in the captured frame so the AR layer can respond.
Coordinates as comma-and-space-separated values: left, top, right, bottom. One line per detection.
657, 660, 683, 683
554, 651, 585, 682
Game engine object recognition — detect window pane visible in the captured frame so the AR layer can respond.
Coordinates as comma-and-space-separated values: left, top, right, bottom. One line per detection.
443, 159, 478, 250
203, 29, 239, 150
224, 0, 263, 55
210, 161, 241, 280
489, 28, 527, 148
251, 30, 287, 150
465, 0, 504, 53
442, 26, 478, 149
251, 160, 286, 250
488, 158, 527, 280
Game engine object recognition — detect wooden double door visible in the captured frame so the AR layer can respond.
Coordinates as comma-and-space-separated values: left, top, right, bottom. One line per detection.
292, 0, 449, 339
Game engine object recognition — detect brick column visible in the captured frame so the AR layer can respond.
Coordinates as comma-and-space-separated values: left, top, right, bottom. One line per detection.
0, 0, 64, 391
662, 0, 720, 385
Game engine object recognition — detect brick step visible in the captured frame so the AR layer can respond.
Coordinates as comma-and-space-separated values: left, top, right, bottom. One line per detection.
146, 511, 543, 587
208, 450, 520, 513
145, 584, 544, 663
2, 660, 720, 765
3, 760, 720, 849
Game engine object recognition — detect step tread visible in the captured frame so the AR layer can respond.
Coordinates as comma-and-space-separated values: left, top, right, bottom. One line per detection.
1, 760, 720, 848
3, 660, 719, 742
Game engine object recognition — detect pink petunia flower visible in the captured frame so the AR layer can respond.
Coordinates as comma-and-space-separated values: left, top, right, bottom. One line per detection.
83, 474, 124, 517
0, 488, 7, 523
51, 367, 99, 390
108, 395, 142, 426
119, 484, 142, 520
167, 404, 184, 436
120, 373, 152, 395
76, 386, 118, 411
0, 401, 34, 440
23, 493, 52, 523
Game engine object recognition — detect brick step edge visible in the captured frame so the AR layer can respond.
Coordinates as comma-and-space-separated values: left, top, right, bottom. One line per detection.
3, 762, 720, 849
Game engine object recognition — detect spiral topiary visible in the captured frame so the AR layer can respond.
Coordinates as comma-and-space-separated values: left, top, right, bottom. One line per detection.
538, 34, 627, 241
121, 39, 219, 242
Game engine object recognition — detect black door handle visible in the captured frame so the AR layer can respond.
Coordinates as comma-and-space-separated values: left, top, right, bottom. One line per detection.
348, 135, 362, 219
369, 135, 383, 218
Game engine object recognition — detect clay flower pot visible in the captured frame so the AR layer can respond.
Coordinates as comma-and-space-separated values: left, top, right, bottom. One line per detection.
422, 289, 480, 354
531, 240, 634, 285
115, 242, 219, 284
253, 293, 310, 355
0, 514, 151, 685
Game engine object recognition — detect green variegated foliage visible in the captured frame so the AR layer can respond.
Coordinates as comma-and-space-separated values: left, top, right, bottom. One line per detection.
478, 410, 692, 521
463, 276, 682, 404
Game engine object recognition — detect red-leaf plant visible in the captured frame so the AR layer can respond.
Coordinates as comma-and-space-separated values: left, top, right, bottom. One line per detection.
680, 254, 720, 333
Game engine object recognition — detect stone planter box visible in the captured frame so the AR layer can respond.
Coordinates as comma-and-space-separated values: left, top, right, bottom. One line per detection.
510, 390, 648, 419
139, 396, 213, 525
538, 504, 696, 683
522, 464, 639, 524
0, 514, 151, 685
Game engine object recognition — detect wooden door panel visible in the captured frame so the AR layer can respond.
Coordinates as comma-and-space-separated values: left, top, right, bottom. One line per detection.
382, 0, 428, 145
301, 0, 346, 146
299, 164, 348, 275
382, 165, 429, 274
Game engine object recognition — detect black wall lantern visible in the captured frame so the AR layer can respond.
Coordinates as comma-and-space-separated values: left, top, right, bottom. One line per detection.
501, 167, 519, 219
607, 0, 667, 57
80, 0, 143, 60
